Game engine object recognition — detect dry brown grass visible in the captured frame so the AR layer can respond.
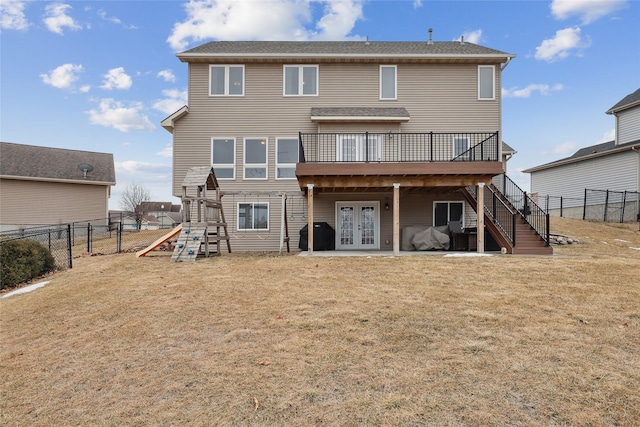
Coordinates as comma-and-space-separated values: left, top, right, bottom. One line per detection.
2, 217, 639, 426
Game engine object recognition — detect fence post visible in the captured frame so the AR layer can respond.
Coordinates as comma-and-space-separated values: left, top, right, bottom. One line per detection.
560, 196, 563, 218
67, 224, 73, 269
117, 222, 123, 253
48, 230, 52, 251
87, 223, 91, 253
604, 190, 609, 222
621, 191, 627, 223
583, 189, 588, 220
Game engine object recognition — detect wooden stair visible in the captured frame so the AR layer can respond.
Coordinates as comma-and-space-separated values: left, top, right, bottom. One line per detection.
461, 187, 553, 255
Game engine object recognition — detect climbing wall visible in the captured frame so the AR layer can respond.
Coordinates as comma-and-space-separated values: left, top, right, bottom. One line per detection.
171, 222, 208, 262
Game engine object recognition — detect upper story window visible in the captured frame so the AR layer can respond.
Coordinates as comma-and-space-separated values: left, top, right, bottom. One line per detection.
453, 136, 470, 159
244, 137, 267, 179
380, 65, 397, 100
284, 65, 318, 96
211, 137, 235, 179
276, 138, 299, 179
210, 65, 244, 96
478, 65, 495, 100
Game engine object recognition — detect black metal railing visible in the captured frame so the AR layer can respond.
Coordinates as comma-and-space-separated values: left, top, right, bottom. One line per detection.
492, 174, 550, 246
467, 184, 516, 246
298, 131, 500, 163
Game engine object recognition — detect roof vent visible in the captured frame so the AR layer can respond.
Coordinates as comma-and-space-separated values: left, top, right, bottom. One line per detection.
427, 28, 433, 44
460, 35, 465, 45
365, 36, 370, 46
78, 163, 94, 178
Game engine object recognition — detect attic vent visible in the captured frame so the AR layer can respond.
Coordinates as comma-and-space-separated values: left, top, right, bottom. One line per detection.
78, 163, 94, 178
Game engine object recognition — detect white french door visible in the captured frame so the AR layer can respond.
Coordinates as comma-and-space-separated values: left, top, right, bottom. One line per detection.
336, 202, 379, 250
337, 135, 381, 162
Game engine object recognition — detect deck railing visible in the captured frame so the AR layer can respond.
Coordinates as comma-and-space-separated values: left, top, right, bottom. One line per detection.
298, 131, 500, 163
466, 184, 517, 246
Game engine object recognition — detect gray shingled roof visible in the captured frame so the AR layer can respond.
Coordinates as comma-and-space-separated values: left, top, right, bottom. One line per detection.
178, 41, 514, 61
606, 88, 640, 114
311, 107, 410, 119
0, 142, 116, 184
523, 138, 640, 173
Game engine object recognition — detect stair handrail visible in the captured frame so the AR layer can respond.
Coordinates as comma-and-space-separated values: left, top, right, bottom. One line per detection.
492, 174, 550, 246
465, 185, 517, 246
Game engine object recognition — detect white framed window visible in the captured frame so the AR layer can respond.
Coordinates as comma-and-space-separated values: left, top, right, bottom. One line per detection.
337, 134, 381, 162
478, 65, 495, 100
210, 65, 244, 96
433, 201, 464, 227
380, 65, 397, 100
244, 137, 268, 179
276, 137, 299, 179
453, 136, 470, 159
283, 65, 318, 96
211, 137, 236, 179
238, 202, 269, 231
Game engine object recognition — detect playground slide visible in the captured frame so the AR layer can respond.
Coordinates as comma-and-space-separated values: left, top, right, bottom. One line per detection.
135, 224, 183, 257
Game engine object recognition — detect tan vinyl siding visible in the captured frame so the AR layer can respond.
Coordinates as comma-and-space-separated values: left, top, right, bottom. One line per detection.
617, 107, 640, 145
0, 179, 109, 229
173, 62, 503, 196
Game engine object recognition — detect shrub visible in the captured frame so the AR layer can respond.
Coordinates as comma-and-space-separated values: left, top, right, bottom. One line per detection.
0, 239, 56, 290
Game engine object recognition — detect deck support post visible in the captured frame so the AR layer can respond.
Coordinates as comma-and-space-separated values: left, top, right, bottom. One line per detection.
307, 184, 314, 256
477, 182, 485, 254
393, 183, 400, 255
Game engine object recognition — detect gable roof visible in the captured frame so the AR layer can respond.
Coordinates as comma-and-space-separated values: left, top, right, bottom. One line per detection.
0, 141, 116, 185
523, 139, 640, 173
606, 88, 640, 114
177, 41, 515, 64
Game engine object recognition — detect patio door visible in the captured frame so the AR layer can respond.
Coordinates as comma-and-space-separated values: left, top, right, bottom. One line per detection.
337, 135, 381, 162
336, 202, 379, 250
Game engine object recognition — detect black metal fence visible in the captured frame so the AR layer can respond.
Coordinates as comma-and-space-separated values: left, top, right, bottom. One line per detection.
583, 189, 640, 223
536, 189, 639, 223
298, 131, 500, 163
0, 225, 73, 271
0, 218, 180, 274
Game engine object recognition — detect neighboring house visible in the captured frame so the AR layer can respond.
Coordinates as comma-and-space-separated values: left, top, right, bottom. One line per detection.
524, 88, 640, 220
163, 39, 550, 254
138, 201, 182, 228
0, 142, 116, 231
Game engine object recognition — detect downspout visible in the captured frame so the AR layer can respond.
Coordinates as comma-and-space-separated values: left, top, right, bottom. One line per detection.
633, 146, 640, 223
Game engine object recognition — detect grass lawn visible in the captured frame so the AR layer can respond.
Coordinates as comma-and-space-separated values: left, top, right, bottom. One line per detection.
1, 217, 639, 426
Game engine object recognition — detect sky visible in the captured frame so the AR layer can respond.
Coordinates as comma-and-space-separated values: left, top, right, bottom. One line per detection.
1, 0, 639, 210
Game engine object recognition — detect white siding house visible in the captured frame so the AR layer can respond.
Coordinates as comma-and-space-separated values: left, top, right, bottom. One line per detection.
524, 88, 640, 220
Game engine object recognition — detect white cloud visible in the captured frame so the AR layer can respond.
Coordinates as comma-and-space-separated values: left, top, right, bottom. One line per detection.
455, 29, 483, 44
44, 3, 82, 35
542, 142, 578, 156
98, 8, 121, 25
40, 63, 84, 89
86, 98, 156, 132
157, 69, 176, 82
534, 27, 590, 62
551, 0, 627, 24
152, 89, 188, 115
167, 0, 364, 51
116, 160, 171, 176
413, 0, 423, 8
1, 0, 30, 30
596, 128, 615, 143
79, 85, 91, 93
502, 83, 564, 98
156, 143, 173, 158
100, 67, 133, 90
